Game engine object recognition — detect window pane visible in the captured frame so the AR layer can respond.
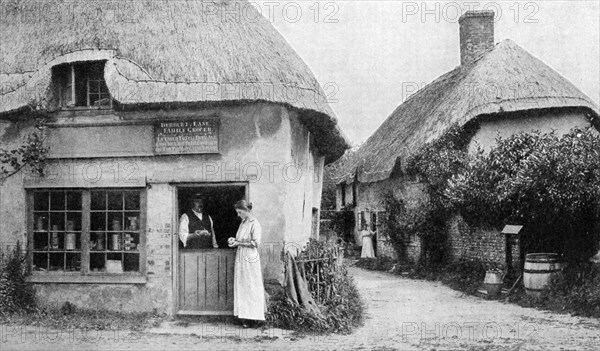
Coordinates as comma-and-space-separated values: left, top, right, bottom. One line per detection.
49, 253, 64, 271
108, 232, 122, 251
91, 191, 106, 210
65, 232, 80, 251
50, 192, 65, 210
124, 192, 140, 210
125, 212, 140, 231
91, 232, 106, 251
34, 192, 49, 211
66, 212, 81, 231
34, 214, 49, 232
33, 253, 48, 271
107, 253, 123, 273
91, 212, 106, 231
124, 253, 139, 272
33, 233, 48, 250
66, 191, 82, 211
90, 253, 106, 272
89, 80, 99, 94
66, 253, 81, 272
124, 232, 138, 251
50, 212, 65, 232
109, 215, 124, 232
108, 192, 123, 210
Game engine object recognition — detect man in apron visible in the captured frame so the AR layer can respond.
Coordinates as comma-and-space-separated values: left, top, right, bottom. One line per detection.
179, 194, 218, 249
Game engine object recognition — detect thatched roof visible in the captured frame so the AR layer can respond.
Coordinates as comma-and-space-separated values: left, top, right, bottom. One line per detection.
0, 0, 349, 161
333, 39, 600, 184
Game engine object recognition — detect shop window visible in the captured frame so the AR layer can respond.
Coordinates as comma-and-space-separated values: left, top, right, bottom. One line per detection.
53, 61, 112, 109
30, 189, 144, 275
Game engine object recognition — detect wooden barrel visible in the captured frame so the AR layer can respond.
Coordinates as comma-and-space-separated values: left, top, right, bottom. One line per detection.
523, 253, 563, 297
483, 271, 503, 298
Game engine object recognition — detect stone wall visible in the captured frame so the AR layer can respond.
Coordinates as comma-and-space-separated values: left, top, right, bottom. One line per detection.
446, 215, 521, 269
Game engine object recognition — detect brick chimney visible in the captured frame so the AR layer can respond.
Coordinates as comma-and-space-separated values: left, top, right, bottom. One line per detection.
459, 10, 495, 65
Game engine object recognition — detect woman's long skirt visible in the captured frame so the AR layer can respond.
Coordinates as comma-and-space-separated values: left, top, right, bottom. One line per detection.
361, 236, 375, 258
233, 246, 265, 320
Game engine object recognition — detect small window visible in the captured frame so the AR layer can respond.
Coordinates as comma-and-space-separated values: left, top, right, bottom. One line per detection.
30, 189, 144, 275
53, 61, 112, 109
340, 183, 346, 206
371, 213, 377, 232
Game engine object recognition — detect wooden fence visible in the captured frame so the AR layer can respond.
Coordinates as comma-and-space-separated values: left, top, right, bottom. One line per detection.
295, 246, 342, 304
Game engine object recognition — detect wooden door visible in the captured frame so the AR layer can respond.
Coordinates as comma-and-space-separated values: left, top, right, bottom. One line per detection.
178, 249, 235, 315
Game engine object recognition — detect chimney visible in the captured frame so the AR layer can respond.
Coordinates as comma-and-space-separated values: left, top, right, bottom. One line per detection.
459, 10, 495, 65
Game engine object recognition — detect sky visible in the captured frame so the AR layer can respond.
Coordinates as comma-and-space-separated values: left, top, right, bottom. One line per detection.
255, 0, 600, 145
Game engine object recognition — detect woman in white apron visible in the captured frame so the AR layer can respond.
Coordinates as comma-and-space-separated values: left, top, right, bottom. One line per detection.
228, 200, 265, 327
360, 223, 375, 258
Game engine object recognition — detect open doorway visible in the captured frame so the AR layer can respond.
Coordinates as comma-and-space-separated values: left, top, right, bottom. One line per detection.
177, 184, 247, 249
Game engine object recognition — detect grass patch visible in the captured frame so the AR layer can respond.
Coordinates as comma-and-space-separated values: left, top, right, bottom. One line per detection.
0, 304, 166, 332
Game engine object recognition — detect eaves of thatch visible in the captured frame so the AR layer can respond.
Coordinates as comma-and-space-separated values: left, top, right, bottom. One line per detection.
0, 0, 349, 162
333, 39, 600, 184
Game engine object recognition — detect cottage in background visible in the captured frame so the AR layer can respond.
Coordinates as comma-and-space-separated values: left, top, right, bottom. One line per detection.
331, 11, 600, 265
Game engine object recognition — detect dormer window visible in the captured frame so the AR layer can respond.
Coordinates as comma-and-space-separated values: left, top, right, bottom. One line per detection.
53, 61, 112, 109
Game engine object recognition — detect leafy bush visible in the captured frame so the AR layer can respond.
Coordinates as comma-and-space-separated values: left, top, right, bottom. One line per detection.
0, 242, 36, 314
266, 240, 364, 334
447, 128, 600, 263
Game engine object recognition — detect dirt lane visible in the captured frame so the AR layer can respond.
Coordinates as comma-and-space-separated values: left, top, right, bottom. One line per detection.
3, 267, 599, 350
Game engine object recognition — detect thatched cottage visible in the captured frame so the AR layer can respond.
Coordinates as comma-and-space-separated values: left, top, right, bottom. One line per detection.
0, 0, 348, 315
332, 11, 600, 264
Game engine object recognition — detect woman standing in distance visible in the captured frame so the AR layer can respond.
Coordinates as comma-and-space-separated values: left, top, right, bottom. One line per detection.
228, 200, 265, 327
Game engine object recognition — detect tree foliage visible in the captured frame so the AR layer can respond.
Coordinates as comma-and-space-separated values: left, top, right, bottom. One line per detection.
446, 127, 600, 262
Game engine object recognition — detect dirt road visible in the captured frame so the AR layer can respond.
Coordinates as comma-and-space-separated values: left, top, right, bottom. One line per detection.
3, 267, 599, 350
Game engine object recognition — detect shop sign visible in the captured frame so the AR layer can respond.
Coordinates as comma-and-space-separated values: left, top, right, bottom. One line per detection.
155, 119, 219, 154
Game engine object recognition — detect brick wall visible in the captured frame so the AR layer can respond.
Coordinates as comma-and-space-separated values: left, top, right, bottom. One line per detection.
459, 11, 494, 65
